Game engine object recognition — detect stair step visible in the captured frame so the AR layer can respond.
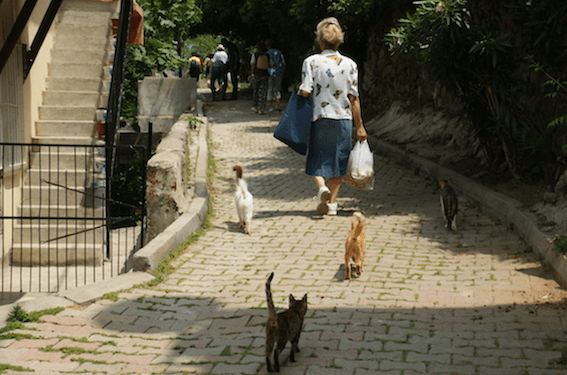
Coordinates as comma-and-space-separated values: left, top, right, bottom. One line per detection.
58, 10, 112, 26
19, 204, 105, 218
10, 243, 105, 266
56, 23, 110, 39
13, 224, 105, 245
35, 120, 97, 138
51, 48, 108, 64
46, 77, 101, 91
48, 63, 103, 79
39, 105, 96, 121
43, 91, 99, 106
32, 136, 96, 146
29, 146, 102, 168
60, 0, 119, 14
54, 34, 108, 49
22, 185, 107, 206
27, 169, 92, 187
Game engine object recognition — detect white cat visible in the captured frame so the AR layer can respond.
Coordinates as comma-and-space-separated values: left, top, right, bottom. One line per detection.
233, 166, 253, 234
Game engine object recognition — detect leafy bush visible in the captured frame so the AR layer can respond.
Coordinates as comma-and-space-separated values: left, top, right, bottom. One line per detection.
385, 0, 567, 183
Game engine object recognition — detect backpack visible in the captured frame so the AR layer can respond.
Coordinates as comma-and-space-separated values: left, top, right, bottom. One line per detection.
189, 59, 199, 77
256, 53, 269, 70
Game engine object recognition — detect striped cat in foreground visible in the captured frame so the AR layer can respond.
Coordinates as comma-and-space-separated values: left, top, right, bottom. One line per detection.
264, 272, 308, 372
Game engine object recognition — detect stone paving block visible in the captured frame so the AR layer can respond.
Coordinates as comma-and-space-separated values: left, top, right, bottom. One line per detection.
104, 321, 151, 333
383, 341, 429, 353
406, 352, 451, 364
40, 315, 87, 326
305, 365, 354, 375
52, 338, 100, 351
28, 361, 80, 372
476, 347, 523, 358
521, 348, 564, 367
108, 353, 156, 364
17, 348, 69, 363
8, 338, 59, 349
358, 349, 403, 361
338, 338, 383, 352
379, 360, 426, 372
427, 363, 476, 375
164, 363, 215, 373
356, 369, 401, 375
74, 362, 126, 373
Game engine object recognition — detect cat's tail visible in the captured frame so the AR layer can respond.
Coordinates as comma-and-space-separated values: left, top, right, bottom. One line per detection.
265, 272, 277, 318
353, 212, 364, 222
233, 165, 243, 179
233, 165, 250, 196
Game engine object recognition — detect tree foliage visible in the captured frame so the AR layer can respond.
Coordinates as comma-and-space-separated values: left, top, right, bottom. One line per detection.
386, 0, 567, 183
122, 0, 202, 128
193, 0, 399, 85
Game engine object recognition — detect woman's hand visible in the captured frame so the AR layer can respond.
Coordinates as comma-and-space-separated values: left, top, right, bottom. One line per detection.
357, 126, 367, 142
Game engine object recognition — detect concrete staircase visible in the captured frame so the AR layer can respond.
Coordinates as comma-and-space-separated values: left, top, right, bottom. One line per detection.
12, 0, 118, 266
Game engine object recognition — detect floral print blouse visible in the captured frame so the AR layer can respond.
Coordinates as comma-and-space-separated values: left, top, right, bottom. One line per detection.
299, 49, 359, 122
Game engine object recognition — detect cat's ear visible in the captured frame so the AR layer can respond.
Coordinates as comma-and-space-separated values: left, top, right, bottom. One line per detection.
302, 294, 307, 303
289, 294, 296, 304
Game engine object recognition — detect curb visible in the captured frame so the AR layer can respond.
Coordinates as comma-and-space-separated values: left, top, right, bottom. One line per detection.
368, 137, 567, 289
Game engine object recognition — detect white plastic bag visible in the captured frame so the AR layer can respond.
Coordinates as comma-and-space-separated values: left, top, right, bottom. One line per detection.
343, 140, 374, 190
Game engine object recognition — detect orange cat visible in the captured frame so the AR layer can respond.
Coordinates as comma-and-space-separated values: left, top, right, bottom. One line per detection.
344, 212, 366, 280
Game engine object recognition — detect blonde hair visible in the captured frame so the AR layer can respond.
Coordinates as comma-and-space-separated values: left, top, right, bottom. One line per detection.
315, 17, 344, 50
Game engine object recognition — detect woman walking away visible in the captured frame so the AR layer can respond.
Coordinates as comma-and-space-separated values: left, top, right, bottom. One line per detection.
299, 17, 367, 216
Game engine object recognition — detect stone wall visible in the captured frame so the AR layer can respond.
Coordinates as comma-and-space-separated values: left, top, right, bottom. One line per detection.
146, 119, 192, 242
360, 21, 481, 167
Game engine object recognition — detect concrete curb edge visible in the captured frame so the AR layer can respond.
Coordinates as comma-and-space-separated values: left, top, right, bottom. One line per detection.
368, 136, 567, 288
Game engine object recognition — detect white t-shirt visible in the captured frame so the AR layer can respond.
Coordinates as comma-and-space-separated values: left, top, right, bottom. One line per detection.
212, 50, 228, 64
299, 49, 359, 121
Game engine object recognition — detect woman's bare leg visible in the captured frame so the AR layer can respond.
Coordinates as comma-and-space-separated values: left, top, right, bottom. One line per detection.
329, 177, 341, 204
312, 176, 326, 189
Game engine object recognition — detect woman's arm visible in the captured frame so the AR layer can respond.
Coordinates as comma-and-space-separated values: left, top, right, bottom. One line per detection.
349, 94, 367, 141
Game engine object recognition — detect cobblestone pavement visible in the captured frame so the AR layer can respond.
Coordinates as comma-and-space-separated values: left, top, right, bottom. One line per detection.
2, 100, 567, 374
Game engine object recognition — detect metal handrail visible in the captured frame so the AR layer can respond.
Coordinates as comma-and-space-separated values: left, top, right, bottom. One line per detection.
105, 0, 133, 254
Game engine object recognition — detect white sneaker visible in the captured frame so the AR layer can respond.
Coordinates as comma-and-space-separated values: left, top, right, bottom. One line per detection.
251, 107, 257, 112
316, 187, 330, 214
327, 203, 338, 216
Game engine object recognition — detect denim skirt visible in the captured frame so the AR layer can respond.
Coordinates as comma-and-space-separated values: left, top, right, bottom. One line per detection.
305, 118, 352, 178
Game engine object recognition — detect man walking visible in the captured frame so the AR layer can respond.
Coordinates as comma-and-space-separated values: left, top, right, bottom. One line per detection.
266, 39, 286, 111
221, 37, 240, 100
210, 44, 228, 101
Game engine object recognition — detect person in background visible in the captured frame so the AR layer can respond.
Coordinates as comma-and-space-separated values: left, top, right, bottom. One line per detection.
188, 52, 202, 83
221, 37, 241, 100
299, 17, 367, 216
203, 51, 213, 84
250, 41, 272, 115
266, 39, 286, 112
210, 44, 228, 101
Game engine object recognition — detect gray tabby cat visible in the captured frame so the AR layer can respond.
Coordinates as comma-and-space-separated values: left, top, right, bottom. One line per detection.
439, 179, 458, 230
264, 272, 308, 372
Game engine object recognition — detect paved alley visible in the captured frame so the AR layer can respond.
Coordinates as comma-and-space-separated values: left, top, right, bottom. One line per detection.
1, 99, 567, 375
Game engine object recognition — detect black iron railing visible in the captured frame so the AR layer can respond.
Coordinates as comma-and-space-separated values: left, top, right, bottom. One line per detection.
0, 142, 147, 293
